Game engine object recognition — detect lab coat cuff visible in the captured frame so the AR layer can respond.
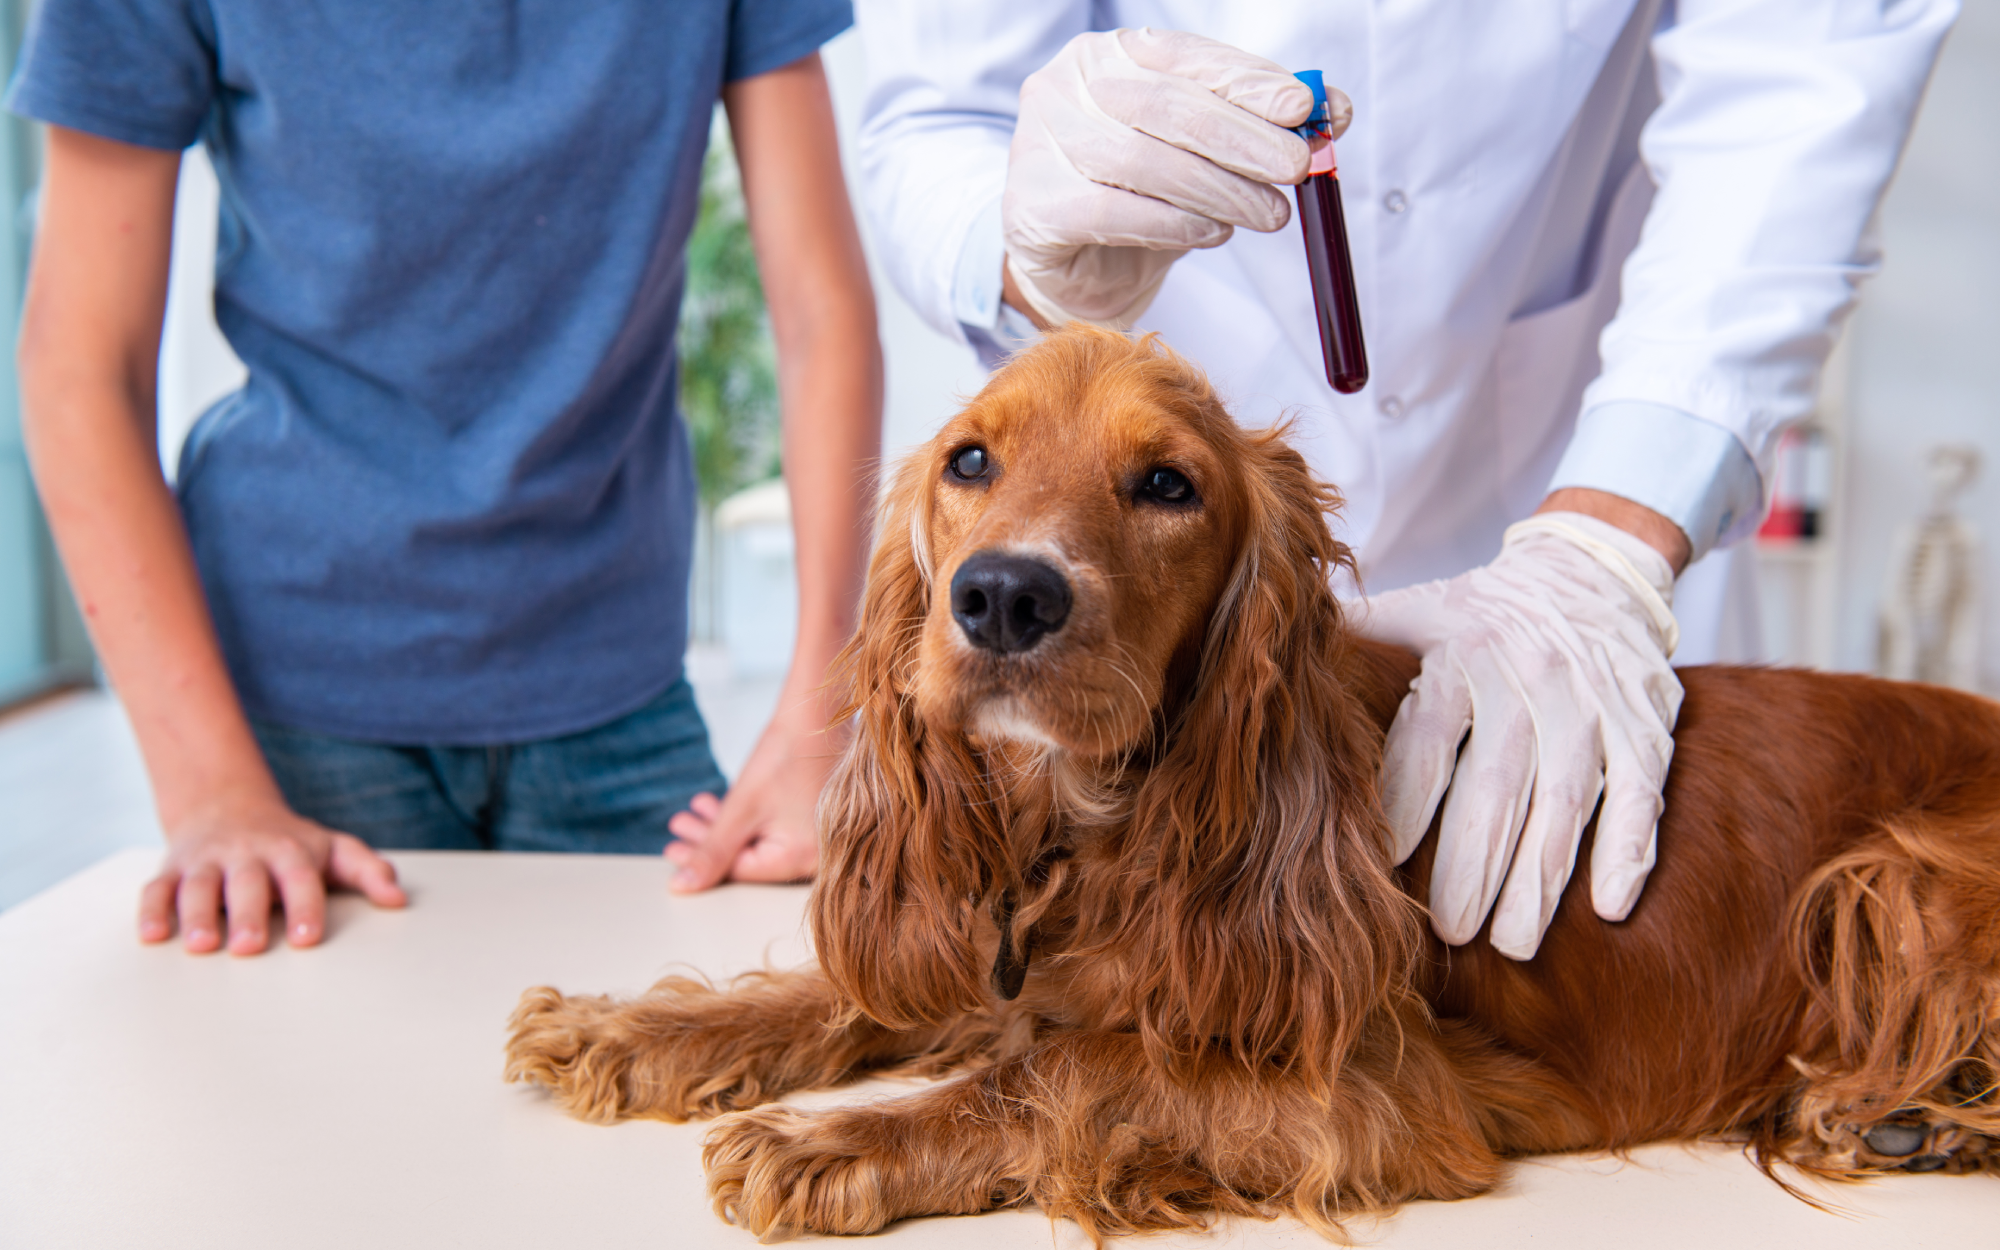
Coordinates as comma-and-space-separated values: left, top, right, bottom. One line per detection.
954, 195, 1040, 370
1547, 402, 1765, 564
951, 195, 1007, 330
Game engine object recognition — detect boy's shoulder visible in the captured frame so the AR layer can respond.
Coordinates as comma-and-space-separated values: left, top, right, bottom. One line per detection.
6, 0, 853, 155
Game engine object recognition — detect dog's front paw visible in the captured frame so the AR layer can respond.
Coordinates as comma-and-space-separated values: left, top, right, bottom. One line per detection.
704, 1106, 907, 1236
504, 987, 661, 1124
704, 1101, 1023, 1237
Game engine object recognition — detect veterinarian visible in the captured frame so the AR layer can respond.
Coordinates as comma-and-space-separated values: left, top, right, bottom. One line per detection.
10, 1, 878, 954
852, 1, 1955, 957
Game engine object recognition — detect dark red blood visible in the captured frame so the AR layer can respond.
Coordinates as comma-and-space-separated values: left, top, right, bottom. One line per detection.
1295, 172, 1368, 395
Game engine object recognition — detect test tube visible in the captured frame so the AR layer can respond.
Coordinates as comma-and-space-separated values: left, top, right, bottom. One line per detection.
1292, 71, 1368, 395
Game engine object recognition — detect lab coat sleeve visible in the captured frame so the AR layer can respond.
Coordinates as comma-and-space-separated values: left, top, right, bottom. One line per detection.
852, 0, 1093, 344
1550, 401, 1765, 558
1574, 0, 1958, 549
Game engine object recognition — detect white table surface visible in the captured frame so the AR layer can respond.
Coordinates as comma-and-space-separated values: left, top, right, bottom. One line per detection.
2, 848, 1993, 1249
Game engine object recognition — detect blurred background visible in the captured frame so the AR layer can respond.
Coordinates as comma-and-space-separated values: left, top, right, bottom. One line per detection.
2, 13, 1996, 909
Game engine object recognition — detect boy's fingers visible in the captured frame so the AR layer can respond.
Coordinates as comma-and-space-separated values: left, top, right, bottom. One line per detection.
271, 854, 328, 947
178, 866, 224, 953
667, 792, 726, 862
666, 808, 713, 843
139, 870, 179, 943
670, 798, 759, 893
327, 834, 406, 907
223, 863, 273, 955
728, 828, 816, 884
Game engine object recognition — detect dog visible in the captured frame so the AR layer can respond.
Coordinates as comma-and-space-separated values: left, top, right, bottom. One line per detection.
506, 326, 2000, 1240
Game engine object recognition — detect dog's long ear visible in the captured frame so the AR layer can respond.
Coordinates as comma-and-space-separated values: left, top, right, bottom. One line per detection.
1122, 430, 1425, 1086
809, 454, 997, 1030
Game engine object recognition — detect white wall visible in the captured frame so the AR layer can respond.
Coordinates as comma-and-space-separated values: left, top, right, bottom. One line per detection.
1834, 7, 2000, 684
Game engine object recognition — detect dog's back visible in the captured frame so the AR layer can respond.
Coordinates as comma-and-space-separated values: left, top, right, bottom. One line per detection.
1353, 640, 2000, 1171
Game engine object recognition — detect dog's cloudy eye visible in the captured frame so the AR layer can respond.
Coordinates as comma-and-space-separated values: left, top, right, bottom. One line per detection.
949, 446, 989, 480
1141, 467, 1194, 503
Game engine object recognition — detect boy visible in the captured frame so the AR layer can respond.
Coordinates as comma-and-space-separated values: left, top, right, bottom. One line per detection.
11, 2, 880, 954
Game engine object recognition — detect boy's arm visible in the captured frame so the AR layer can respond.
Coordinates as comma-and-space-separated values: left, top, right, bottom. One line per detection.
21, 127, 404, 951
666, 52, 882, 890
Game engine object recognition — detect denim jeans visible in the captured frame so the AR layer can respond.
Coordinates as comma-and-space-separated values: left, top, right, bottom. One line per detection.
251, 677, 728, 854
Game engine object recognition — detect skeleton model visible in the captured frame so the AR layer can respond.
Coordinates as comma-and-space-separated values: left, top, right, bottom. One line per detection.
1879, 444, 1982, 691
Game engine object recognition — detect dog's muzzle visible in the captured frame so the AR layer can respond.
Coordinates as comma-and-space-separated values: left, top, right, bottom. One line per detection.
950, 550, 1072, 654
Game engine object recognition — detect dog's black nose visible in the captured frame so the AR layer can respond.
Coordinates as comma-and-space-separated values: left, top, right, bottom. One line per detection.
950, 551, 1072, 654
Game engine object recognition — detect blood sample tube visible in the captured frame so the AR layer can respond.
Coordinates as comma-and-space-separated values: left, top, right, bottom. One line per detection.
1292, 71, 1368, 394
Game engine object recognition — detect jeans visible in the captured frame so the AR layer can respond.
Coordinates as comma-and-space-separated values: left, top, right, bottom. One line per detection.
251, 677, 728, 854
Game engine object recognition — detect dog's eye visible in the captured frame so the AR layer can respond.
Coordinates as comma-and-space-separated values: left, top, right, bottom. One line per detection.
1139, 467, 1195, 504
949, 446, 989, 481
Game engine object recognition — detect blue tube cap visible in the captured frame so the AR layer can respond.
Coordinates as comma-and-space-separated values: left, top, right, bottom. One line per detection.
1292, 70, 1333, 140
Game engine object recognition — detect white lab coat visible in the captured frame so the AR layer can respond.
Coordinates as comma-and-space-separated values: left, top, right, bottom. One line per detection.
854, 0, 1955, 661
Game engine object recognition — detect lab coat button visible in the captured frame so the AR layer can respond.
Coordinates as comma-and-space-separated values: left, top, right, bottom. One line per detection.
1383, 190, 1409, 214
1379, 395, 1405, 419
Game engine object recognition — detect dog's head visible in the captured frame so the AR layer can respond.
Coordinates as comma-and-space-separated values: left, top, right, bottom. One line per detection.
903, 326, 1265, 757
813, 327, 1418, 1073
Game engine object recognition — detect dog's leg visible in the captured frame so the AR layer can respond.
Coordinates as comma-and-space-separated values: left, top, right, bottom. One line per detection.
1785, 1042, 2000, 1176
1767, 814, 2000, 1177
703, 1024, 1503, 1240
505, 968, 940, 1123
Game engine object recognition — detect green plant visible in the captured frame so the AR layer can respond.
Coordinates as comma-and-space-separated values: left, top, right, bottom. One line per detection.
679, 121, 780, 511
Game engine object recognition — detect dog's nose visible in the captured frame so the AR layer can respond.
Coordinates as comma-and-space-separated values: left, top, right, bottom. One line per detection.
950, 551, 1072, 654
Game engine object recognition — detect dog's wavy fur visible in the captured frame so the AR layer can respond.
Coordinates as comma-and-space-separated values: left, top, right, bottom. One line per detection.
507, 327, 2000, 1240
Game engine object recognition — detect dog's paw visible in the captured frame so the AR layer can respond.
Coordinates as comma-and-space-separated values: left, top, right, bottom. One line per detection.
704, 1106, 898, 1237
507, 984, 798, 1124
1849, 1109, 1995, 1174
704, 1101, 1025, 1236
504, 987, 661, 1124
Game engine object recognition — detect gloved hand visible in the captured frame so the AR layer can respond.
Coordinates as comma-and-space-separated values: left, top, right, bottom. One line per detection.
1003, 28, 1348, 328
1359, 512, 1684, 960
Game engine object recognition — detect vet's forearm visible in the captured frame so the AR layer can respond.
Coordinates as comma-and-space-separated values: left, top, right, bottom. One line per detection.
21, 129, 284, 832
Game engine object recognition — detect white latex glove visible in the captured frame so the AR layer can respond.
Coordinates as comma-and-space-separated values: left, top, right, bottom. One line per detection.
1360, 513, 1684, 961
1003, 28, 1349, 328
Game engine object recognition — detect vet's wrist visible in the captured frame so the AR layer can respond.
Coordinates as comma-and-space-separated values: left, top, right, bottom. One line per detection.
1536, 487, 1691, 576
1000, 256, 1056, 332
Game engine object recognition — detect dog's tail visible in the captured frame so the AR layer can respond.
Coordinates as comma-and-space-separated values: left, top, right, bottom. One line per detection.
1754, 810, 2000, 1178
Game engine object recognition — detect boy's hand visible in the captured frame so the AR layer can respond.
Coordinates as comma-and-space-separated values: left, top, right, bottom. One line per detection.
140, 797, 406, 954
664, 685, 838, 890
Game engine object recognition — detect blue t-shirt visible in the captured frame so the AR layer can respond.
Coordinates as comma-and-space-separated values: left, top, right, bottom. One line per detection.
7, 0, 849, 744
